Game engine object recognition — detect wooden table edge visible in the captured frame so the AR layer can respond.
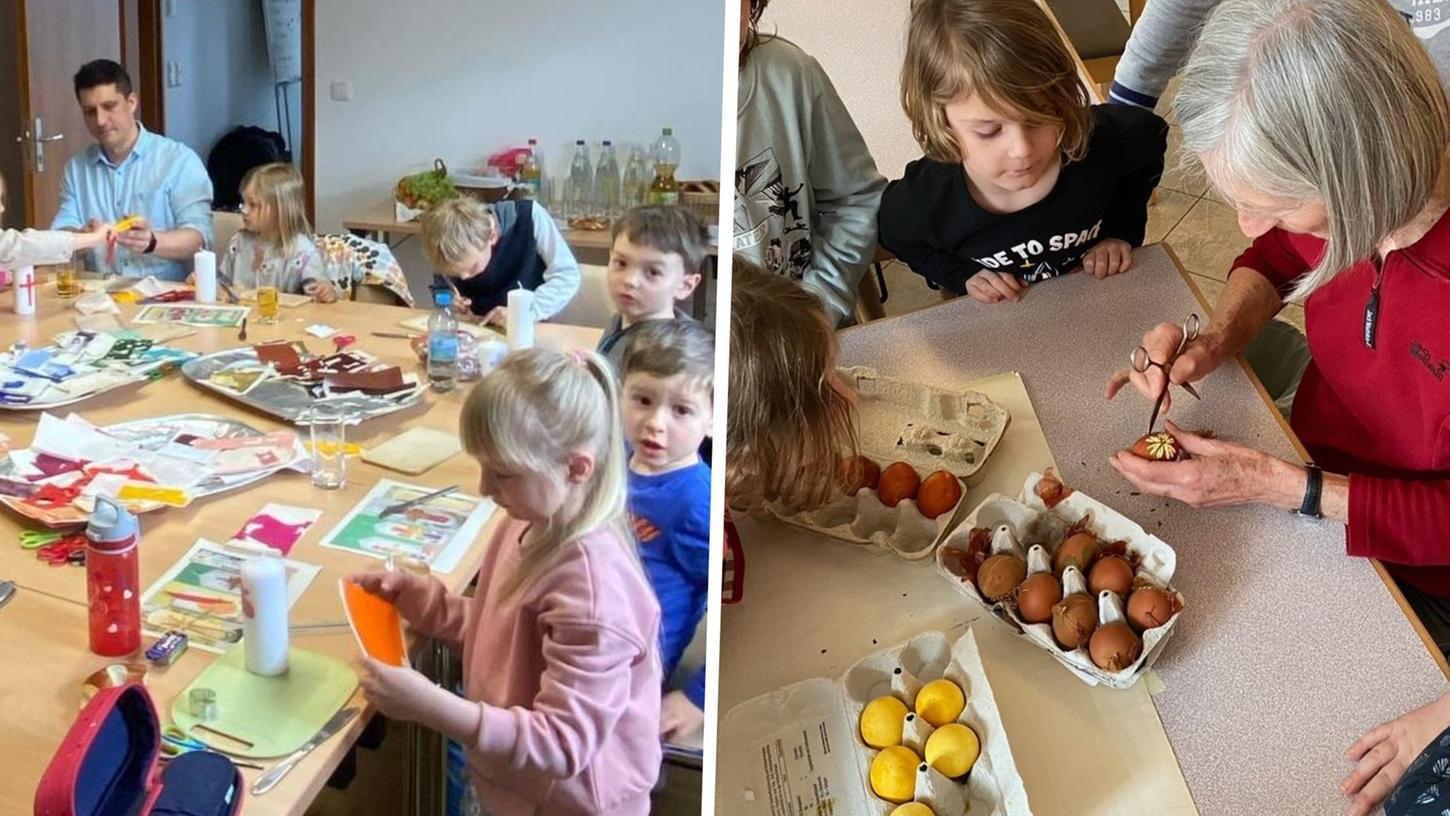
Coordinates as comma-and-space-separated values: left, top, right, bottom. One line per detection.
1164, 242, 1450, 683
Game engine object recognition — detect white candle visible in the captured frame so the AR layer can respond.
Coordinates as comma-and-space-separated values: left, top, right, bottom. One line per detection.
507, 287, 535, 350
13, 266, 35, 315
193, 249, 217, 303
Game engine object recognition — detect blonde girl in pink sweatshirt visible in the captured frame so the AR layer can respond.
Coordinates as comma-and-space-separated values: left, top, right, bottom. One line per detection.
349, 348, 663, 815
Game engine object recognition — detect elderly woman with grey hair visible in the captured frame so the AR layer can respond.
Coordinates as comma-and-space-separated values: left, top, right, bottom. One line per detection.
1103, 0, 1450, 812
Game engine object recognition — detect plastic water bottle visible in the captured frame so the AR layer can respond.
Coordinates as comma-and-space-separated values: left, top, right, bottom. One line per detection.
428, 288, 459, 393
520, 138, 543, 200
568, 139, 593, 219
594, 140, 621, 219
86, 496, 141, 657
623, 147, 648, 210
649, 127, 681, 205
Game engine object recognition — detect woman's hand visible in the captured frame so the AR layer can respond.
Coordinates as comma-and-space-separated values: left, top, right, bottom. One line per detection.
1108, 421, 1304, 509
660, 690, 705, 742
1081, 238, 1134, 278
1105, 320, 1227, 414
965, 270, 1027, 304
1342, 695, 1450, 816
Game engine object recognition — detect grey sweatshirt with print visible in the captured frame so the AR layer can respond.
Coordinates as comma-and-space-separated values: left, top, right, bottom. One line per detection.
736, 36, 886, 327
1112, 0, 1450, 106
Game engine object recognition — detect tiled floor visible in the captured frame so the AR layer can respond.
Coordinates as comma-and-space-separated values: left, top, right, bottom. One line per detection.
876, 80, 1306, 335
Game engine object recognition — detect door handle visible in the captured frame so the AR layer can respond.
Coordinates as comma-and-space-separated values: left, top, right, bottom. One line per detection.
22, 119, 64, 173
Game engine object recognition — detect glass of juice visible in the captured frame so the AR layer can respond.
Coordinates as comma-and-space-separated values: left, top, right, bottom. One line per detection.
256, 263, 280, 325
54, 257, 81, 298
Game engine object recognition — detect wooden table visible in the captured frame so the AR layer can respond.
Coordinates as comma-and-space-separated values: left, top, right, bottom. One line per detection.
719, 244, 1449, 815
0, 289, 601, 814
342, 210, 721, 258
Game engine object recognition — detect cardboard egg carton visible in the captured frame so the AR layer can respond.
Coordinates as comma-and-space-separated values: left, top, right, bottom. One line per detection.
935, 473, 1187, 689
842, 367, 1009, 479
718, 629, 1032, 816
766, 368, 1010, 560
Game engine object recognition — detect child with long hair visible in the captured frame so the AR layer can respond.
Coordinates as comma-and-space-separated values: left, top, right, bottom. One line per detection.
726, 256, 857, 514
348, 348, 662, 815
879, 0, 1167, 303
221, 162, 337, 302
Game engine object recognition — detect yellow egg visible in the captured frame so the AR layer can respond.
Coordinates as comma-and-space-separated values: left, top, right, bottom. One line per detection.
924, 723, 981, 779
914, 678, 965, 727
890, 804, 936, 816
869, 745, 920, 804
860, 696, 910, 749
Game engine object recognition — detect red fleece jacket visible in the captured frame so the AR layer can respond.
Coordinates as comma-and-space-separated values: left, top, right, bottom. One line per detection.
1234, 215, 1450, 595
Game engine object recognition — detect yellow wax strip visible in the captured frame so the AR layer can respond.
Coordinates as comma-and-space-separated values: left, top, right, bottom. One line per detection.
305, 441, 362, 456
111, 291, 140, 304
117, 483, 191, 507
113, 215, 142, 233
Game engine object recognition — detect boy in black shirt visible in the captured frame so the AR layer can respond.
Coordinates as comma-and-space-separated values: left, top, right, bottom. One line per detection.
880, 0, 1167, 303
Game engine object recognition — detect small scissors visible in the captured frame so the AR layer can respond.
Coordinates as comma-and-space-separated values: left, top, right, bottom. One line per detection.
161, 725, 263, 769
1130, 314, 1203, 432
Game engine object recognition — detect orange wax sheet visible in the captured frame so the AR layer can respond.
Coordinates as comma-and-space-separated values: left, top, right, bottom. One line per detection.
339, 578, 408, 667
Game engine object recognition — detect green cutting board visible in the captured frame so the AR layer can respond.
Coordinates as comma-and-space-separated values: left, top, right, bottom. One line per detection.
170, 644, 358, 758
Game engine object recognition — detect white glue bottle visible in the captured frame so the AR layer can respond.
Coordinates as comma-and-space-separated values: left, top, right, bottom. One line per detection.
241, 553, 289, 676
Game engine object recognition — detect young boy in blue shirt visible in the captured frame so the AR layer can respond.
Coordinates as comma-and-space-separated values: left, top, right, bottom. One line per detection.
620, 319, 714, 740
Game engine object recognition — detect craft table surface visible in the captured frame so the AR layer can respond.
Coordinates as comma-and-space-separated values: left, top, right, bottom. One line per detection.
0, 290, 602, 814
720, 244, 1449, 816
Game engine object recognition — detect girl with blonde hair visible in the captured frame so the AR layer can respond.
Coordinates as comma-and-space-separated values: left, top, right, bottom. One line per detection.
222, 162, 337, 302
347, 348, 662, 815
879, 0, 1167, 303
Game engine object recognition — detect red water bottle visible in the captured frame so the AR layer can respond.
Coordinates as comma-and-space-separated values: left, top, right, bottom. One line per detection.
86, 495, 141, 656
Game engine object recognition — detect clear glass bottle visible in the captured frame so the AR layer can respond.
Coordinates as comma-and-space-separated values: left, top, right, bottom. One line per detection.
623, 147, 648, 211
567, 139, 593, 219
594, 140, 621, 220
520, 138, 543, 200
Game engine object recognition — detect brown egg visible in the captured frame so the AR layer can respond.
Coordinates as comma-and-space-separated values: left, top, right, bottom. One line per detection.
1088, 556, 1135, 597
877, 462, 921, 508
1089, 622, 1143, 672
1053, 532, 1101, 575
837, 455, 881, 496
1013, 572, 1062, 624
1130, 432, 1182, 462
1051, 593, 1098, 649
1127, 586, 1181, 631
916, 471, 963, 519
976, 553, 1027, 602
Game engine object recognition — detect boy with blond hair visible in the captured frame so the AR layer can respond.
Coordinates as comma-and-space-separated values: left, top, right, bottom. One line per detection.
421, 197, 580, 325
597, 205, 709, 371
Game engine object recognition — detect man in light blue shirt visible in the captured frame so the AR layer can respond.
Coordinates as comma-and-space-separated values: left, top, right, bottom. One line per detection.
51, 59, 212, 281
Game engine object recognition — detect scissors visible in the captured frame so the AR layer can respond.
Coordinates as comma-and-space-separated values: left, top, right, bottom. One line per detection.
162, 725, 263, 768
1130, 314, 1203, 433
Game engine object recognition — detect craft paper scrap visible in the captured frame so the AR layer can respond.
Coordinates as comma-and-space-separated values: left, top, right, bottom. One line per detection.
318, 479, 495, 573
140, 538, 319, 653
339, 578, 408, 667
133, 304, 249, 328
305, 324, 338, 338
229, 503, 323, 556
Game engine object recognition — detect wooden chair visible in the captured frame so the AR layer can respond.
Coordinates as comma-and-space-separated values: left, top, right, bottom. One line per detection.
1042, 0, 1147, 99
854, 245, 895, 324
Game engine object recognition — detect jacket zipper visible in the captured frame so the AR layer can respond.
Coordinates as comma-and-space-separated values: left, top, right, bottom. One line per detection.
1364, 257, 1385, 349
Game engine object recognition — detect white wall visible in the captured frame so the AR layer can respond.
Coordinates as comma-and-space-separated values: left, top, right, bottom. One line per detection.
762, 2, 921, 179
313, 0, 727, 233
163, 0, 303, 170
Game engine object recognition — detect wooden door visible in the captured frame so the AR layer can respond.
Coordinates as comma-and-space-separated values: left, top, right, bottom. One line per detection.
17, 0, 121, 227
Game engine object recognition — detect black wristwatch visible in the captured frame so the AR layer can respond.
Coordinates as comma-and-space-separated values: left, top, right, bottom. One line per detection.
143, 231, 158, 254
1297, 464, 1323, 518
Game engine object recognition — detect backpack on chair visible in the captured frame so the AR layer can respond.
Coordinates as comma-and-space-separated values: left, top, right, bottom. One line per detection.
207, 126, 290, 211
